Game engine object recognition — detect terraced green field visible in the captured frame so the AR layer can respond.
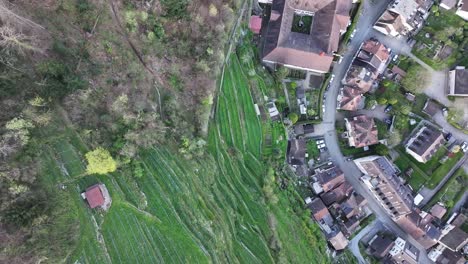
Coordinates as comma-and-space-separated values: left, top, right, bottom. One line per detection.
39, 53, 330, 263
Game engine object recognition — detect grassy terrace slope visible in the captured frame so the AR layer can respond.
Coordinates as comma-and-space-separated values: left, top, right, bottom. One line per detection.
39, 53, 329, 263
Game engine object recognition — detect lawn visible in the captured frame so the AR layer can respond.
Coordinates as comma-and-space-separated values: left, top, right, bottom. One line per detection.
425, 168, 468, 212
412, 8, 467, 70
37, 51, 331, 263
291, 14, 313, 34
307, 140, 320, 160
375, 119, 388, 139
394, 147, 463, 190
393, 152, 429, 191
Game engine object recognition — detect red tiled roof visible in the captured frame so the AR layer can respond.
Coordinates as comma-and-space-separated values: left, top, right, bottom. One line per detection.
263, 47, 334, 72
249, 16, 262, 34
85, 184, 105, 208
361, 39, 390, 62
348, 115, 378, 148
262, 0, 351, 72
430, 204, 447, 219
339, 86, 363, 111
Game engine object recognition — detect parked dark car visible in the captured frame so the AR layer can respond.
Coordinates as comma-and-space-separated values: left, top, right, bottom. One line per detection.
445, 133, 452, 141
384, 105, 393, 113
385, 118, 392, 125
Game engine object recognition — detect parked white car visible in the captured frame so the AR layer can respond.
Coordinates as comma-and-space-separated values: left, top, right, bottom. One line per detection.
461, 142, 468, 153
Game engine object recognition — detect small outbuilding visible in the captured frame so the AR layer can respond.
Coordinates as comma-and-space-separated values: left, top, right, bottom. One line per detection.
249, 16, 262, 34
82, 183, 112, 210
430, 204, 447, 219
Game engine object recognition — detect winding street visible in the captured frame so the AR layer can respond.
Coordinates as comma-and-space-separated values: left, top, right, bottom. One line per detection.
319, 0, 433, 263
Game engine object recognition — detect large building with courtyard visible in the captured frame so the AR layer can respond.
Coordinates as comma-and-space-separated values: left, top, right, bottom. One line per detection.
262, 0, 352, 73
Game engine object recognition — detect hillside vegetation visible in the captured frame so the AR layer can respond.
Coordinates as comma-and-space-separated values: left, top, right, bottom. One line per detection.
0, 0, 331, 261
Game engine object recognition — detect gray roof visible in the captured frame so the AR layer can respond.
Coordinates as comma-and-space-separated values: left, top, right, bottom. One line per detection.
407, 125, 445, 161
287, 139, 306, 165
356, 156, 413, 217
441, 0, 458, 9
369, 235, 395, 258
454, 68, 468, 95
440, 227, 468, 251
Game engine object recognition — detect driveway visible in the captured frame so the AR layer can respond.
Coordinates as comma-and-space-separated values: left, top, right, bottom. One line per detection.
349, 219, 382, 264
320, 0, 433, 263
433, 111, 468, 142
351, 105, 389, 121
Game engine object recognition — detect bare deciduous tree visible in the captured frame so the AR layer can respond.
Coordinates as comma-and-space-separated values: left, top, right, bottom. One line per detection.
0, 25, 39, 54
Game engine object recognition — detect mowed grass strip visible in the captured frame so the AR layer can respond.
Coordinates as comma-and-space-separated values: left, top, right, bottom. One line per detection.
53, 140, 86, 177
231, 55, 263, 157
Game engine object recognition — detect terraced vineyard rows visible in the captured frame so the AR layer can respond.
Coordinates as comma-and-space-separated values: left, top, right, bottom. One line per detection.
39, 51, 329, 263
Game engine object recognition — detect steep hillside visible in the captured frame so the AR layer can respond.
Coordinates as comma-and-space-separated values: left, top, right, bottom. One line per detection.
0, 0, 331, 263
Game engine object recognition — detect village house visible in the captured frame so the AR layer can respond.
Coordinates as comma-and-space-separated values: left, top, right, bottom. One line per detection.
320, 180, 354, 206
448, 66, 468, 97
337, 86, 364, 111
395, 210, 442, 249
354, 156, 413, 219
343, 64, 377, 93
405, 125, 445, 163
439, 225, 468, 252
286, 138, 307, 165
456, 0, 468, 20
306, 197, 349, 250
262, 0, 352, 73
422, 99, 440, 117
386, 237, 420, 264
344, 115, 379, 148
367, 234, 395, 259
451, 213, 467, 227
429, 245, 465, 264
373, 0, 432, 37
334, 192, 368, 236
390, 65, 407, 82
355, 38, 391, 74
429, 213, 467, 262
81, 183, 112, 210
440, 0, 458, 10
294, 123, 315, 138
311, 165, 345, 194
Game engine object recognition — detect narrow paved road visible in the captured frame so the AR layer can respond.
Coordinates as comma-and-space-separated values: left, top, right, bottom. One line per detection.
349, 219, 381, 264
321, 0, 433, 263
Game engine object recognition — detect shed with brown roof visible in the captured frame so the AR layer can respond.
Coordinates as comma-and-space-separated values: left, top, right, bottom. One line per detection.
430, 204, 447, 219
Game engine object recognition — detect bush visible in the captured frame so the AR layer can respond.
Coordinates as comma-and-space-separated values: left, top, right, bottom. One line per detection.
160, 0, 189, 18
289, 113, 299, 124
85, 147, 117, 175
401, 65, 429, 93
377, 97, 388, 105
375, 144, 389, 156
